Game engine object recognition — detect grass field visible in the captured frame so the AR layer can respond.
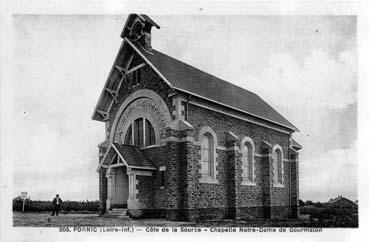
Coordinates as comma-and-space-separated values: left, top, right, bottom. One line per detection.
13, 210, 358, 227
13, 212, 310, 227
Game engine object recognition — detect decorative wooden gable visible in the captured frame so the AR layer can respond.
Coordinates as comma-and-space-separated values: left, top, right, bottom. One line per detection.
92, 14, 160, 122
93, 14, 297, 132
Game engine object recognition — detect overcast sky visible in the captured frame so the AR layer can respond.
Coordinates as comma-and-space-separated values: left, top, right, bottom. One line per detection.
11, 15, 357, 202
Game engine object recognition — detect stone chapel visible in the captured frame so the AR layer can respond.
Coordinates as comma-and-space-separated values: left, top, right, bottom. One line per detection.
92, 14, 302, 220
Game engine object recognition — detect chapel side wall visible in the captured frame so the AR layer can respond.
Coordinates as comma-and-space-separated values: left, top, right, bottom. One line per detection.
271, 162, 292, 218
187, 103, 291, 219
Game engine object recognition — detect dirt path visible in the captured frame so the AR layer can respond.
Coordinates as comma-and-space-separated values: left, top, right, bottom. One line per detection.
13, 212, 191, 227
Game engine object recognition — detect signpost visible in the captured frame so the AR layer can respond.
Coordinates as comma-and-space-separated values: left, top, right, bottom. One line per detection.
21, 192, 27, 213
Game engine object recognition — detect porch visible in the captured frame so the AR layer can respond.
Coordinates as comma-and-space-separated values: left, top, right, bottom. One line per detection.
97, 142, 156, 212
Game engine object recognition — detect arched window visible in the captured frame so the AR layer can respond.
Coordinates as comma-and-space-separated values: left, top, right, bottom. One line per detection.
199, 126, 218, 183
124, 124, 133, 145
241, 142, 253, 182
241, 137, 255, 184
124, 118, 156, 148
272, 146, 283, 185
145, 119, 155, 147
201, 133, 214, 178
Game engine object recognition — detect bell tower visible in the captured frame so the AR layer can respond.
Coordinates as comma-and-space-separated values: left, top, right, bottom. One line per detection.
121, 14, 160, 52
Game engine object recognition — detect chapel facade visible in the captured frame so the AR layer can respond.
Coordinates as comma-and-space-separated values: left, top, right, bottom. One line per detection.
92, 14, 302, 221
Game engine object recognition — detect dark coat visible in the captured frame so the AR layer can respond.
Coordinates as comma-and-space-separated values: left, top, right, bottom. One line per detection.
52, 197, 63, 206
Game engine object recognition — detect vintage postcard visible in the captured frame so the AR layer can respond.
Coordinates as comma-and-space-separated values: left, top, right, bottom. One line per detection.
1, 0, 368, 242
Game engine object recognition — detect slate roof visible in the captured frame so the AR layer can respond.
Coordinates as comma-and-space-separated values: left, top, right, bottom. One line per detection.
292, 139, 302, 150
113, 143, 156, 169
139, 14, 160, 29
328, 196, 345, 204
327, 196, 356, 206
130, 40, 298, 131
93, 14, 298, 132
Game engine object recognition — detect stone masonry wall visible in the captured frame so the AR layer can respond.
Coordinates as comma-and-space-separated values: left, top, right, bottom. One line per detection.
235, 156, 264, 219
141, 141, 187, 220
187, 103, 292, 219
271, 161, 291, 218
188, 104, 290, 155
136, 175, 153, 209
290, 155, 299, 218
141, 146, 170, 218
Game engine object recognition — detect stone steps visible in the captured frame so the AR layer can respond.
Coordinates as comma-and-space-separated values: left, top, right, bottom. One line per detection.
104, 208, 131, 219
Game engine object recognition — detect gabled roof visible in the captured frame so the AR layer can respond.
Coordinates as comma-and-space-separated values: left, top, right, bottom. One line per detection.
127, 40, 298, 131
114, 144, 155, 169
92, 15, 299, 132
328, 196, 354, 204
97, 142, 156, 171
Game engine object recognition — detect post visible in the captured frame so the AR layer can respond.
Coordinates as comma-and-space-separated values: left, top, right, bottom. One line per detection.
22, 199, 25, 213
127, 170, 138, 209
21, 192, 27, 213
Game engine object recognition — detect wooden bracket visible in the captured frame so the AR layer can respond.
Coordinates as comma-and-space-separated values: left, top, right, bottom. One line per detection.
105, 87, 118, 103
96, 110, 109, 121
115, 65, 128, 76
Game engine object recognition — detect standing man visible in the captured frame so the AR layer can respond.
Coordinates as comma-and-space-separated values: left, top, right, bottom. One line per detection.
51, 194, 63, 216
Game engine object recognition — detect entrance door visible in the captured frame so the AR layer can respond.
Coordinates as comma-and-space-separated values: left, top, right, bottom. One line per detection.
113, 167, 129, 208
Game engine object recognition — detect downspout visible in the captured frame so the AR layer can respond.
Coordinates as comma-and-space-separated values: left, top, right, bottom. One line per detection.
184, 94, 192, 219
185, 95, 192, 121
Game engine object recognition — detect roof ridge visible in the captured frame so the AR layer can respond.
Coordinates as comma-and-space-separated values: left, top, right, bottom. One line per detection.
149, 47, 298, 131
102, 38, 298, 132
151, 48, 260, 97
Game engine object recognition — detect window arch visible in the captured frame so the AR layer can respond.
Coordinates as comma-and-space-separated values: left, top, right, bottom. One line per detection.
124, 118, 156, 148
272, 145, 284, 185
201, 133, 214, 178
124, 124, 133, 145
199, 126, 218, 183
240, 137, 255, 184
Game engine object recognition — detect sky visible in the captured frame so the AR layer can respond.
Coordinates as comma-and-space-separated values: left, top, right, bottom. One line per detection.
10, 15, 357, 202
